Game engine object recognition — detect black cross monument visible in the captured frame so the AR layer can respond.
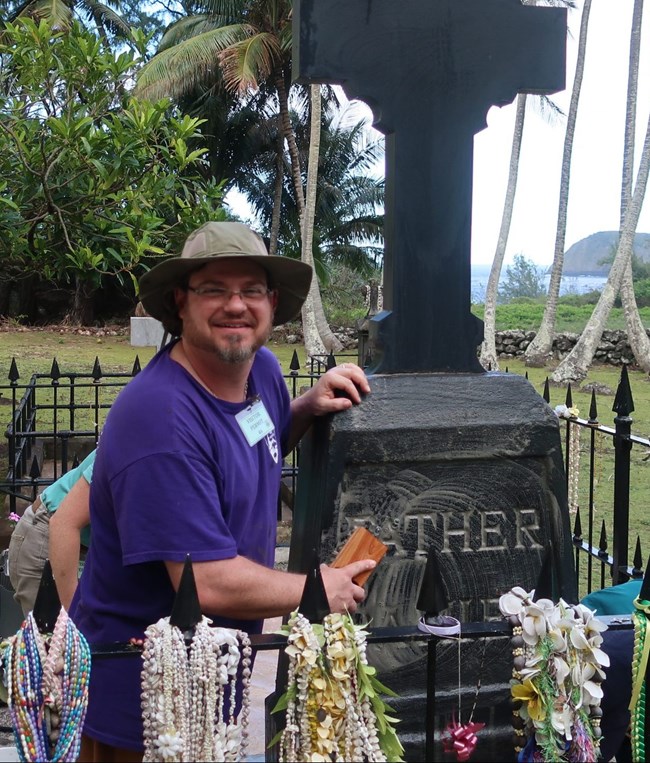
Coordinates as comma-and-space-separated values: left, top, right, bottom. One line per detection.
275, 3, 577, 760
295, 0, 566, 373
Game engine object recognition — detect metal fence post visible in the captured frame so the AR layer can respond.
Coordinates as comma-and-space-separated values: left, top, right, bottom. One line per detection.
612, 365, 634, 585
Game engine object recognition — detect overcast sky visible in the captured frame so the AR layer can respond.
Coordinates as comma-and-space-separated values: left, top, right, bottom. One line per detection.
471, 0, 650, 267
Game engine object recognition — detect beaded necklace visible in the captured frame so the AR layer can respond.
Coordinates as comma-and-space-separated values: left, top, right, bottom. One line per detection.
276, 610, 403, 762
141, 615, 252, 762
3, 609, 91, 762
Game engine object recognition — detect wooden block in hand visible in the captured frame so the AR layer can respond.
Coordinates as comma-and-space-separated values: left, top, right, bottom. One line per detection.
331, 527, 388, 586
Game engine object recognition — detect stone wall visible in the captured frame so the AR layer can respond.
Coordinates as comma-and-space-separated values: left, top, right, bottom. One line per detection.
273, 324, 640, 368
494, 329, 636, 366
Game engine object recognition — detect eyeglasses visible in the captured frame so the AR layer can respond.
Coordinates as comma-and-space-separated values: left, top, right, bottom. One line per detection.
186, 285, 271, 305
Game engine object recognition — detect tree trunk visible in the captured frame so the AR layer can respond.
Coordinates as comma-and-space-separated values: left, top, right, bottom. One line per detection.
299, 86, 343, 357
275, 70, 305, 224
619, 0, 650, 372
525, 0, 593, 367
619, 259, 650, 372
268, 132, 284, 257
69, 275, 95, 326
301, 85, 326, 358
480, 93, 527, 371
551, 106, 650, 384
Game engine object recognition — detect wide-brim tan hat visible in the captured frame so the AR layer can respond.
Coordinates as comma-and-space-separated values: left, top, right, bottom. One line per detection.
139, 221, 313, 334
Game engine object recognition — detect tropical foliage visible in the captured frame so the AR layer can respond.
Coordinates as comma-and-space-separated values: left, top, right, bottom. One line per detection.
0, 19, 225, 323
243, 103, 384, 282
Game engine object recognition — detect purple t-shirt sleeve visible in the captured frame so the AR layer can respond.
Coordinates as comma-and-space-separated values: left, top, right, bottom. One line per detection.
115, 452, 238, 565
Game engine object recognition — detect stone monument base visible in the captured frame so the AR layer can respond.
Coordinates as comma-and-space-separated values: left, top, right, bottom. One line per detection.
276, 371, 576, 761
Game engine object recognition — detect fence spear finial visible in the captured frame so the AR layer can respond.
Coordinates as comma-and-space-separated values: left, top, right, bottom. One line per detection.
50, 358, 61, 381
533, 544, 560, 603
588, 389, 598, 424
416, 547, 449, 618
613, 364, 635, 417
169, 554, 202, 640
8, 358, 19, 383
33, 560, 61, 634
92, 357, 103, 381
298, 549, 330, 624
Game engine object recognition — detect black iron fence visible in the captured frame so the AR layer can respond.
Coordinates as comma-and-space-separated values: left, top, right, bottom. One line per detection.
0, 350, 324, 519
540, 365, 648, 597
1, 354, 646, 599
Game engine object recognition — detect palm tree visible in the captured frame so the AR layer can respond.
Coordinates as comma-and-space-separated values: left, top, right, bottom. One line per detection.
479, 0, 573, 371
524, 0, 593, 366
135, 0, 306, 226
242, 102, 384, 278
551, 106, 650, 383
135, 1, 351, 350
617, 0, 650, 373
552, 0, 649, 383
2, 0, 131, 41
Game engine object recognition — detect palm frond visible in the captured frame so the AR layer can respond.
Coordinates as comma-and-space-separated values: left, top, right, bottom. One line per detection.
10, 0, 72, 29
79, 0, 131, 38
158, 14, 229, 51
135, 23, 253, 101
218, 31, 281, 93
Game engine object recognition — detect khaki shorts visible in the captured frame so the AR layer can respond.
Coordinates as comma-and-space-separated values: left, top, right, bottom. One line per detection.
7, 498, 50, 616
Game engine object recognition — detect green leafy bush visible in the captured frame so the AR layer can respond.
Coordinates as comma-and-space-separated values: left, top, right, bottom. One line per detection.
0, 20, 225, 323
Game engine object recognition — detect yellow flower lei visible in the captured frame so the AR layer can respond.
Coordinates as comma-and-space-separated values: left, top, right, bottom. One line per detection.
499, 587, 608, 762
272, 610, 404, 762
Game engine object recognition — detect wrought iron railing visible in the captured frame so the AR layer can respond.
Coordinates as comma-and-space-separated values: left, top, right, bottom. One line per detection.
540, 365, 645, 596
0, 350, 323, 518
1, 354, 645, 600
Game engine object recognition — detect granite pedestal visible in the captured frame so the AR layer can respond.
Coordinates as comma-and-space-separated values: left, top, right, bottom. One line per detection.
281, 372, 576, 761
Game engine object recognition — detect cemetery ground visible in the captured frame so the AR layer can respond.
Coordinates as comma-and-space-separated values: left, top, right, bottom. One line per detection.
2, 322, 650, 577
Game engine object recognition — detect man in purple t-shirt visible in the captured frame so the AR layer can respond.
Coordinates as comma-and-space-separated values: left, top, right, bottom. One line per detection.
68, 221, 375, 761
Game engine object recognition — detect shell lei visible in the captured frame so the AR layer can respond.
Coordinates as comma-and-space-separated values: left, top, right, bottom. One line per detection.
141, 616, 251, 762
2, 609, 91, 762
273, 611, 404, 763
499, 587, 608, 762
630, 597, 650, 761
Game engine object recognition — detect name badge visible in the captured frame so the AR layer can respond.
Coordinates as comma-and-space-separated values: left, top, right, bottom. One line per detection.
235, 397, 275, 447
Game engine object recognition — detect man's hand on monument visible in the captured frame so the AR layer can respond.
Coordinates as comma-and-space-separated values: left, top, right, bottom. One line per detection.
320, 560, 376, 614
288, 362, 370, 449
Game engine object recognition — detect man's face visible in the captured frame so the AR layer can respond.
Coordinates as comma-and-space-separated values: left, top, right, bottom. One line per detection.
175, 259, 278, 364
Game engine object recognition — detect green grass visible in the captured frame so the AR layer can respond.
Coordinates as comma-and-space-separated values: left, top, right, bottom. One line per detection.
0, 327, 317, 484
500, 358, 650, 594
471, 302, 650, 332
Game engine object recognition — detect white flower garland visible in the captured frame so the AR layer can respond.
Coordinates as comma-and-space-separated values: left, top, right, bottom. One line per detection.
141, 616, 251, 762
499, 587, 609, 762
274, 611, 403, 763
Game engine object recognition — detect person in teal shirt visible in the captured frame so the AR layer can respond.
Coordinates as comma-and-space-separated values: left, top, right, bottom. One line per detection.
581, 578, 643, 615
7, 450, 95, 614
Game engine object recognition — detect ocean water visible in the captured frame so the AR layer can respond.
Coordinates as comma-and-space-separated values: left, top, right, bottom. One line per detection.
470, 268, 608, 304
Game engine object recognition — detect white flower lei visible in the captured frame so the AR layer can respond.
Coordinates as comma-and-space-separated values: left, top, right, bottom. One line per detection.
141, 616, 251, 762
274, 610, 403, 763
499, 587, 609, 762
